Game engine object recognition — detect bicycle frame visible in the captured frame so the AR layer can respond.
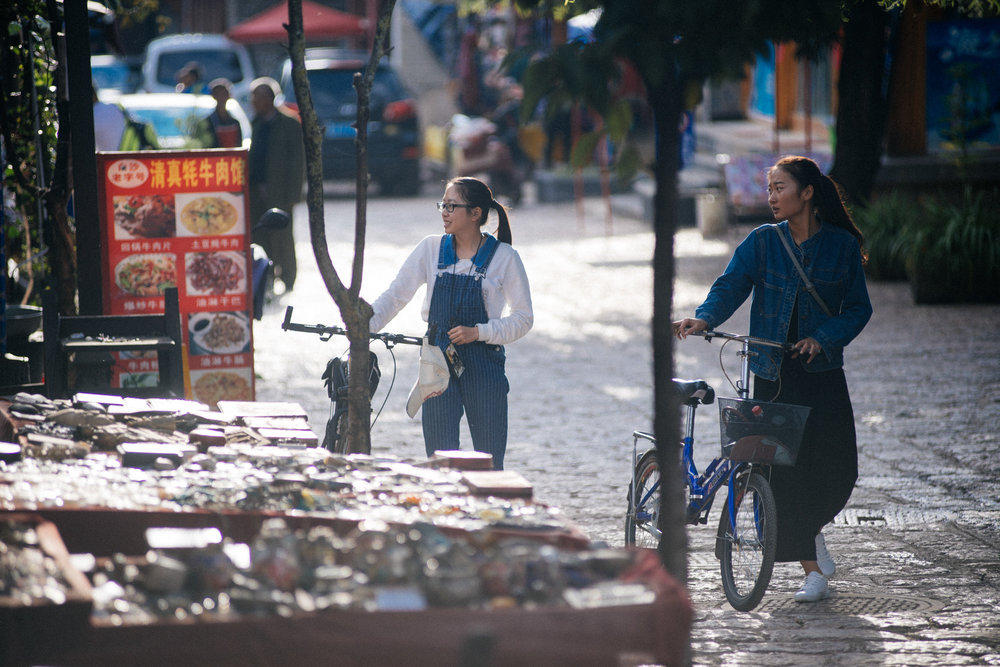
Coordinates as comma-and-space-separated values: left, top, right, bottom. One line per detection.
629, 331, 787, 542
626, 329, 790, 610
686, 333, 758, 528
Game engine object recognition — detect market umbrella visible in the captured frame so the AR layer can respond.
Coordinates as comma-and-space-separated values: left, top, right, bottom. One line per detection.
227, 0, 367, 44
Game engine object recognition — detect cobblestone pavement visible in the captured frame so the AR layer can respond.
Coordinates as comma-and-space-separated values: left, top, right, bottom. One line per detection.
253, 187, 1000, 666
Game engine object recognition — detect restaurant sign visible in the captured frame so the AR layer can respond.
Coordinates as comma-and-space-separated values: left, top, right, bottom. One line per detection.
96, 149, 254, 407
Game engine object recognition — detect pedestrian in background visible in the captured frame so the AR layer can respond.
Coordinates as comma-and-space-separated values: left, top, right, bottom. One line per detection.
175, 61, 208, 94
247, 77, 304, 292
93, 83, 159, 151
193, 78, 243, 148
674, 155, 872, 603
369, 177, 533, 470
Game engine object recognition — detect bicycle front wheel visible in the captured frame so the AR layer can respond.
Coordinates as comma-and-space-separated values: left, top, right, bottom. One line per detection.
625, 449, 661, 548
331, 410, 350, 454
718, 471, 777, 611
322, 408, 350, 454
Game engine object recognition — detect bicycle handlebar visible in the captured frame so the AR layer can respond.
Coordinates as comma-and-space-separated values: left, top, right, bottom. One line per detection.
281, 306, 423, 346
692, 329, 794, 351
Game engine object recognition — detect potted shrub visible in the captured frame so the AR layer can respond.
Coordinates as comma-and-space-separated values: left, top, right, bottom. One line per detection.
905, 187, 1000, 304
853, 191, 917, 282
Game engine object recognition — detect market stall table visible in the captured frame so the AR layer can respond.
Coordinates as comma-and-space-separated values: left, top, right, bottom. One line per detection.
0, 394, 692, 666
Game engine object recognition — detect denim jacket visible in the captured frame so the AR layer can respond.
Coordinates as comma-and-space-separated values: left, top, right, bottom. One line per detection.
695, 221, 872, 380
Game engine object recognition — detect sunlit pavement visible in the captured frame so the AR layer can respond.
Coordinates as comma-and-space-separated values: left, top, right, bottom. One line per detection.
253, 183, 1000, 665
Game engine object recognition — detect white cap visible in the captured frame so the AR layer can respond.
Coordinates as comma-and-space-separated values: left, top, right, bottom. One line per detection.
406, 339, 450, 418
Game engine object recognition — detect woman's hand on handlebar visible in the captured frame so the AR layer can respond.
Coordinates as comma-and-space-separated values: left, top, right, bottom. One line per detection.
673, 318, 708, 339
792, 336, 823, 363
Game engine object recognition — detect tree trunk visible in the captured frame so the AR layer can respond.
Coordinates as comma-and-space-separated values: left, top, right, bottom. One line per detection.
649, 78, 687, 585
287, 0, 395, 454
47, 40, 77, 314
830, 0, 889, 206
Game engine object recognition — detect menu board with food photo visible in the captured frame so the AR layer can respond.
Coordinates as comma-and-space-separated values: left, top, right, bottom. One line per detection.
189, 367, 254, 409
113, 194, 177, 239
97, 150, 254, 401
188, 311, 251, 356
175, 192, 244, 237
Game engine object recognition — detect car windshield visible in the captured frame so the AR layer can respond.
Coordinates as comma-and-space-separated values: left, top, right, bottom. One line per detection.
155, 50, 246, 87
92, 63, 133, 93
286, 67, 405, 115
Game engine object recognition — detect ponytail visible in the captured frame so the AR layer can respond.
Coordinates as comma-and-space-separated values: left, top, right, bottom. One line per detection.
493, 200, 512, 244
770, 156, 864, 251
447, 176, 513, 245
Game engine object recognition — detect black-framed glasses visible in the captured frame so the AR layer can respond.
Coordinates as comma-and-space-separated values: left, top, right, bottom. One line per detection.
436, 202, 473, 213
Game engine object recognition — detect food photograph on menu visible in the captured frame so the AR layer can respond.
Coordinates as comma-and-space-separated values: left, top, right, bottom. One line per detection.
114, 253, 177, 296
184, 250, 247, 296
175, 191, 244, 236
190, 367, 254, 408
112, 193, 177, 239
188, 311, 251, 356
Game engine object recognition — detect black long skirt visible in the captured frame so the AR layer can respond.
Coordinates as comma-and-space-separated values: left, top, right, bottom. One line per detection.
754, 357, 858, 563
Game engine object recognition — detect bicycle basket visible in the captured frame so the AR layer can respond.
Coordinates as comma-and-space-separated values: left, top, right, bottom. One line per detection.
718, 397, 810, 466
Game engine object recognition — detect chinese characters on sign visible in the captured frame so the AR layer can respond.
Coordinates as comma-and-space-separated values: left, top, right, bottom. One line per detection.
97, 150, 255, 407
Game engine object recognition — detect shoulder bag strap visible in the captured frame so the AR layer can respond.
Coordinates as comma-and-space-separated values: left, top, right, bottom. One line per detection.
774, 227, 833, 317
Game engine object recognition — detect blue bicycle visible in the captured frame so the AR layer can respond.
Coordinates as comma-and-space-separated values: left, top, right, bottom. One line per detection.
625, 330, 807, 611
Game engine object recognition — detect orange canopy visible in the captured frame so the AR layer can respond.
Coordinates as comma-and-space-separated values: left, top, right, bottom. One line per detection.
227, 0, 367, 44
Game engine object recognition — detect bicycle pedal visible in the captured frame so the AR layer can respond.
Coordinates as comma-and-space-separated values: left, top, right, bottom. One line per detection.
685, 509, 709, 525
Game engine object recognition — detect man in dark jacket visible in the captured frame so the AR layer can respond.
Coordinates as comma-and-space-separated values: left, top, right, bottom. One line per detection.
248, 77, 305, 292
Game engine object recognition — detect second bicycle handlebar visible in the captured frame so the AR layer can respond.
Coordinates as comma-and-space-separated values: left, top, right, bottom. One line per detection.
690, 329, 794, 352
282, 306, 423, 346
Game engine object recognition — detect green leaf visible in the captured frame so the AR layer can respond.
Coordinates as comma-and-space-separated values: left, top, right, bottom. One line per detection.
570, 131, 603, 169
614, 143, 643, 181
605, 99, 633, 143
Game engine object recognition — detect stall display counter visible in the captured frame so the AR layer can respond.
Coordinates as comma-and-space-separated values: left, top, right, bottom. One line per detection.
0, 396, 692, 666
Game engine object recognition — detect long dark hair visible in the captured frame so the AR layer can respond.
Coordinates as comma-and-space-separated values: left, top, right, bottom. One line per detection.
447, 176, 512, 244
769, 156, 864, 251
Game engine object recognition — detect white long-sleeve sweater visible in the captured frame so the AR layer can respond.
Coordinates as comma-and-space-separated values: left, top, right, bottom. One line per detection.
370, 235, 533, 345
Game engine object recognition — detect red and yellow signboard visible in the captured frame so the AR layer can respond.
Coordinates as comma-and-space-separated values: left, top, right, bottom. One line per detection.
97, 150, 255, 406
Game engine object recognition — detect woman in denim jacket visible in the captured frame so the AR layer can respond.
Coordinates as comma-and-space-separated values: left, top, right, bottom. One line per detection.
675, 156, 872, 603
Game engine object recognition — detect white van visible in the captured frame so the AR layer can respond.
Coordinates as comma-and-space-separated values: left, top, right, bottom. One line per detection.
142, 34, 256, 105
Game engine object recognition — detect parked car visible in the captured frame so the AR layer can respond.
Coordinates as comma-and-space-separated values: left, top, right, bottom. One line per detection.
91, 54, 141, 102
117, 93, 252, 150
278, 49, 422, 196
142, 34, 255, 105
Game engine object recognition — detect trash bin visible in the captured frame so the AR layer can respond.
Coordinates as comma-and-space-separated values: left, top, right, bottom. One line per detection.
696, 189, 728, 237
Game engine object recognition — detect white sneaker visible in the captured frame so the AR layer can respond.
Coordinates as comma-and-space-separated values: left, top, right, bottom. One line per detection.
794, 572, 829, 603
815, 532, 836, 578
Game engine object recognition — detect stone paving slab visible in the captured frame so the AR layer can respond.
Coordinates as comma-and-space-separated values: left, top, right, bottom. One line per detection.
253, 187, 1000, 666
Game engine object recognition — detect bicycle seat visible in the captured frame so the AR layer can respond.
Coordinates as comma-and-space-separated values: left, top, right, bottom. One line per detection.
672, 378, 715, 405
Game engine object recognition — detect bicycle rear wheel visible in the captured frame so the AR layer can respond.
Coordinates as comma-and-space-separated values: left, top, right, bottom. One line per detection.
718, 471, 777, 611
625, 449, 661, 548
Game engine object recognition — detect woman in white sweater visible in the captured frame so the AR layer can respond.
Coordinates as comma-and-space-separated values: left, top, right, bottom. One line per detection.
370, 177, 533, 469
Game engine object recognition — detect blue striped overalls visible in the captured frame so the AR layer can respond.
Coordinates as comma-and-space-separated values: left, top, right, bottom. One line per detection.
423, 234, 509, 469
